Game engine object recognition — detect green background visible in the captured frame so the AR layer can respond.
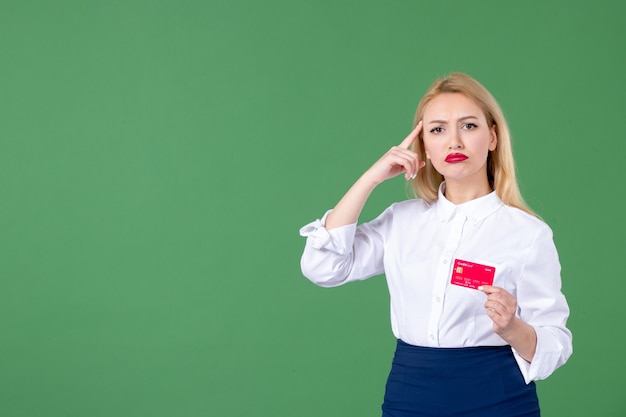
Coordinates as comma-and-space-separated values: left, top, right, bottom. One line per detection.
1, 0, 624, 416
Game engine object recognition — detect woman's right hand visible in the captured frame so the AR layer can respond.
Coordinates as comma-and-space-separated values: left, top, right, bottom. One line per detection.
362, 121, 425, 185
324, 122, 425, 230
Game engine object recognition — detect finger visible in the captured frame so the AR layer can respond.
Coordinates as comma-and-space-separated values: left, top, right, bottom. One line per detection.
486, 293, 514, 311
488, 297, 518, 323
398, 121, 422, 150
386, 148, 419, 178
486, 308, 506, 330
477, 285, 503, 294
406, 160, 426, 180
481, 287, 516, 308
388, 145, 421, 179
376, 154, 415, 181
485, 300, 506, 313
400, 156, 418, 180
402, 150, 419, 180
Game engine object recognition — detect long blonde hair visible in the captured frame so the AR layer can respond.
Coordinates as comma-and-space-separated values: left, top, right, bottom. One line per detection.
410, 73, 536, 216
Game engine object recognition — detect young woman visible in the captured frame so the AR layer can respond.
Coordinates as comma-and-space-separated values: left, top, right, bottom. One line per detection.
299, 73, 572, 417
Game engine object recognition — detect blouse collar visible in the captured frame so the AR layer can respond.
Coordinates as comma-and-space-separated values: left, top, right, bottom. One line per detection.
435, 182, 503, 224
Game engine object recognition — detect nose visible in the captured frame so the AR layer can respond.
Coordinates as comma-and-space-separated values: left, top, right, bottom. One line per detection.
448, 129, 463, 149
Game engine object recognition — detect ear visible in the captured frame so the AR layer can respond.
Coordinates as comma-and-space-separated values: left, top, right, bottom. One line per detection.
488, 125, 498, 151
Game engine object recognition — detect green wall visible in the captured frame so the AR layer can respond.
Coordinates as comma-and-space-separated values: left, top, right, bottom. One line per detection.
1, 0, 624, 415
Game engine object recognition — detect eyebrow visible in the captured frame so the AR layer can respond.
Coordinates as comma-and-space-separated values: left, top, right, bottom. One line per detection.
427, 115, 480, 124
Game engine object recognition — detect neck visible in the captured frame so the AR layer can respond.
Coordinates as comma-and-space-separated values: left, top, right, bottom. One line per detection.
443, 178, 493, 205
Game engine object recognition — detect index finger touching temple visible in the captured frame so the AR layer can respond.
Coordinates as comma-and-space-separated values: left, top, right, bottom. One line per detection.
399, 120, 422, 149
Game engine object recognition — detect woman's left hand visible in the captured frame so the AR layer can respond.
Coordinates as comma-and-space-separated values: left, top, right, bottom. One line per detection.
478, 285, 537, 363
478, 285, 519, 337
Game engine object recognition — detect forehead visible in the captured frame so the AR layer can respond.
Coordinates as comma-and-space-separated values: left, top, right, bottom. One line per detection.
423, 93, 486, 121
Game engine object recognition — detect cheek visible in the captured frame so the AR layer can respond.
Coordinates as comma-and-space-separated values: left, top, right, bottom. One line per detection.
423, 141, 439, 160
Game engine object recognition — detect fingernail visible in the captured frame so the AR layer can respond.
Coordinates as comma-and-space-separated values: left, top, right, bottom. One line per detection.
477, 286, 484, 291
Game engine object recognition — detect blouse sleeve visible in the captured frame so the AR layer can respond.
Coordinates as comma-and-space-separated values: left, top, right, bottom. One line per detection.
299, 208, 389, 287
512, 226, 573, 383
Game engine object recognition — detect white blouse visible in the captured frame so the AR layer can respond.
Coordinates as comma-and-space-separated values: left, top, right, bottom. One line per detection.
299, 186, 572, 384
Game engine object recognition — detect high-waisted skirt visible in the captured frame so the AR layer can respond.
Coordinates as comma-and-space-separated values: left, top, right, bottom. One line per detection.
381, 339, 540, 417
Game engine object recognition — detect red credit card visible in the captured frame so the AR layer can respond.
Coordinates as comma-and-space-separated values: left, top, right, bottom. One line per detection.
450, 259, 496, 290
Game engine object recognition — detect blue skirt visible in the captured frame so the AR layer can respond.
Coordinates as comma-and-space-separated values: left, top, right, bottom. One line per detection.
382, 339, 540, 417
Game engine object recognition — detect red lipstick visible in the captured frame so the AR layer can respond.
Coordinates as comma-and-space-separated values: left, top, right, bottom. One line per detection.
445, 153, 468, 163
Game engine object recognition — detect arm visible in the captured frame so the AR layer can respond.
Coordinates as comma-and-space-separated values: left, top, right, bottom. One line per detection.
478, 286, 537, 362
300, 123, 425, 286
325, 122, 424, 229
479, 227, 572, 382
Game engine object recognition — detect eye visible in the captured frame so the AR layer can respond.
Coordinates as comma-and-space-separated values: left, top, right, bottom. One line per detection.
462, 123, 478, 130
429, 127, 444, 134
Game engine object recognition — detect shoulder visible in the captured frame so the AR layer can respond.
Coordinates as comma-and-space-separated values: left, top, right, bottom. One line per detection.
497, 204, 554, 238
363, 198, 433, 229
381, 198, 434, 220
388, 198, 433, 213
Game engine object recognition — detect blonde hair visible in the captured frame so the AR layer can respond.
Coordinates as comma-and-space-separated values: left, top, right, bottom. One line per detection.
410, 73, 536, 216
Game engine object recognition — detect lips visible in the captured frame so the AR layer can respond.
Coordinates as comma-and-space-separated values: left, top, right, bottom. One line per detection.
445, 153, 468, 163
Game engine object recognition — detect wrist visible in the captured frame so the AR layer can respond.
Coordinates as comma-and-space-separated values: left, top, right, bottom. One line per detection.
500, 318, 537, 362
358, 171, 383, 189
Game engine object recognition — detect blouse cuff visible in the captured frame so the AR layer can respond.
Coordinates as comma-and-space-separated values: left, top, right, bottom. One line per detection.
511, 325, 566, 384
299, 210, 357, 254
